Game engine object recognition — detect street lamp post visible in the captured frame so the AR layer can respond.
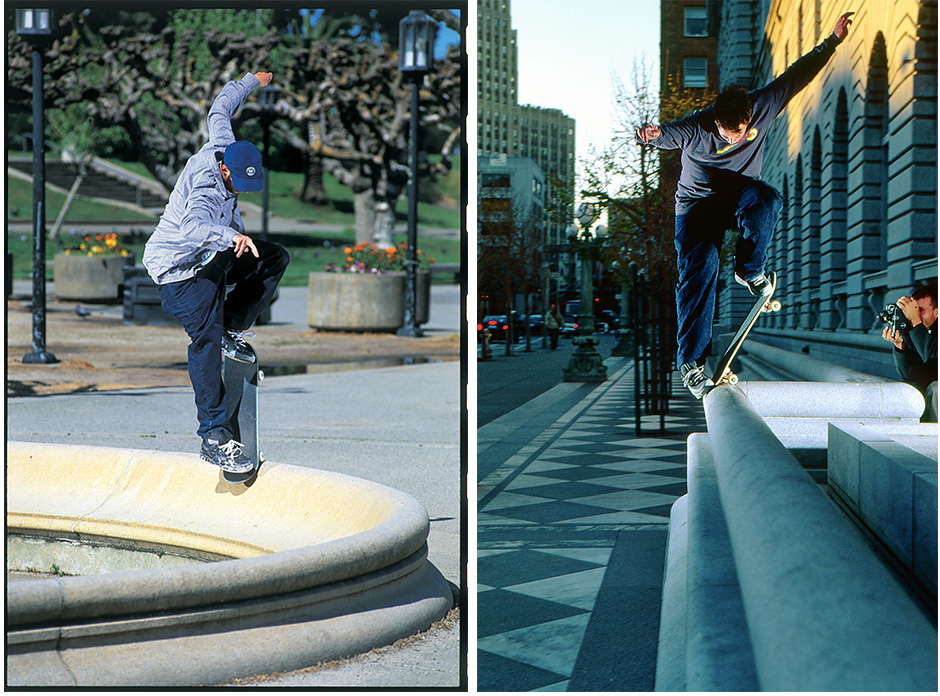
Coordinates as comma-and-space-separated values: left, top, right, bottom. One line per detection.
17, 8, 57, 365
257, 85, 279, 240
396, 10, 437, 338
563, 203, 607, 382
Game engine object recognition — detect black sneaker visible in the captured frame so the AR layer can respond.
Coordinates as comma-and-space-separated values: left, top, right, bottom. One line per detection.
200, 428, 255, 474
734, 271, 772, 297
680, 361, 714, 399
221, 329, 256, 363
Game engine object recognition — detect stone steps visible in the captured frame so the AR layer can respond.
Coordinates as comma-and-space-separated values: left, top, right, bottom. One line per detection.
656, 383, 937, 691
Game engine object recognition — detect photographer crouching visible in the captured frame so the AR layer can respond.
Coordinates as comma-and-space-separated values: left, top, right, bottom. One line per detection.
881, 283, 938, 422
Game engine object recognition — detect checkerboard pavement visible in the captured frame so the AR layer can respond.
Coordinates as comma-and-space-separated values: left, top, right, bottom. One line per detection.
477, 357, 707, 691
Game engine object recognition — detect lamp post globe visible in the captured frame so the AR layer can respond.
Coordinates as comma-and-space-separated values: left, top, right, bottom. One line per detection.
397, 10, 438, 338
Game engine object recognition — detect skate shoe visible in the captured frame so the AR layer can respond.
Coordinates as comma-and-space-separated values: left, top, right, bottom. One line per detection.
734, 271, 773, 297
200, 428, 255, 474
221, 329, 256, 363
680, 361, 714, 400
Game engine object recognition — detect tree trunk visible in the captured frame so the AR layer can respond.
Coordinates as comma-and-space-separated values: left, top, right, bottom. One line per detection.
299, 150, 328, 205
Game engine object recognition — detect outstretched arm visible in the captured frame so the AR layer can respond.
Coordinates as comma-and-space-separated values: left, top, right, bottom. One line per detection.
756, 12, 854, 118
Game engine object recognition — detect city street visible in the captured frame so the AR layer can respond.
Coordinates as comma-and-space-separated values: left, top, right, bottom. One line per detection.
477, 333, 620, 427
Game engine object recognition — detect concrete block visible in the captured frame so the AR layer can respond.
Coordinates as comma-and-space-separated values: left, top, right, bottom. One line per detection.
858, 440, 919, 567
828, 423, 896, 514
912, 471, 938, 596
737, 381, 924, 419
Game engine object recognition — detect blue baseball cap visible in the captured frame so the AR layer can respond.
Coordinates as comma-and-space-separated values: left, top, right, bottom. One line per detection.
223, 141, 263, 192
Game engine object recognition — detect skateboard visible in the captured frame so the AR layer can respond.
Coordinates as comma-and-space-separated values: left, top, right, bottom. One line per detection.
222, 342, 264, 484
711, 271, 781, 386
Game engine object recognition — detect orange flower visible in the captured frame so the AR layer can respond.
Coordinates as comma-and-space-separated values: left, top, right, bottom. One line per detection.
386, 246, 397, 255
344, 247, 352, 254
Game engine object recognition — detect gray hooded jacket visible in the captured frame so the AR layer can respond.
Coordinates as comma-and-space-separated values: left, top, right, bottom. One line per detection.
142, 72, 261, 284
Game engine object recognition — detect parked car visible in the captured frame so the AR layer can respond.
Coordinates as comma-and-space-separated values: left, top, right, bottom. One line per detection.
527, 314, 544, 334
481, 315, 511, 342
561, 315, 579, 337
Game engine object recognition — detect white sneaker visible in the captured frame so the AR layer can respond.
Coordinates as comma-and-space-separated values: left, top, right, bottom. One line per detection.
680, 362, 714, 400
734, 272, 772, 297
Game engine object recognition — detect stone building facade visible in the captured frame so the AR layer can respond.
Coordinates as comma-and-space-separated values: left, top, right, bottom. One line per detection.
713, 0, 937, 377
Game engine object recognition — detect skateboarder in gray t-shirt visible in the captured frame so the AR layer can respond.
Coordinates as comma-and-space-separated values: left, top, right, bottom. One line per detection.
637, 12, 854, 398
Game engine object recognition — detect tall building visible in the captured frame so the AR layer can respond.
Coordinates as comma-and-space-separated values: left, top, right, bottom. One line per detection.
477, 0, 577, 303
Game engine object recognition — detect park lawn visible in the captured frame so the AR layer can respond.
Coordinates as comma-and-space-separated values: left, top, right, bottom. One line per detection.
8, 157, 462, 284
6, 175, 158, 225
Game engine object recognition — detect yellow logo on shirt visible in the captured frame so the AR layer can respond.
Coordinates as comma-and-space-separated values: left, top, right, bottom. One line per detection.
716, 128, 759, 155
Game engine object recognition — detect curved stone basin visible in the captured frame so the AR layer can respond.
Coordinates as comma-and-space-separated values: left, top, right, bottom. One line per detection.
6, 441, 452, 686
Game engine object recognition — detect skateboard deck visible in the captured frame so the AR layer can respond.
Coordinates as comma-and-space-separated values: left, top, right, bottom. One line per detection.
712, 272, 781, 386
222, 342, 263, 484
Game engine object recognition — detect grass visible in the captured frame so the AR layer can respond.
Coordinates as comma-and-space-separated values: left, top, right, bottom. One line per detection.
8, 156, 462, 285
6, 175, 157, 224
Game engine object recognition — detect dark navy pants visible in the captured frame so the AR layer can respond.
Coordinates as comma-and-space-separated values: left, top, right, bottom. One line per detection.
674, 179, 782, 367
159, 240, 290, 437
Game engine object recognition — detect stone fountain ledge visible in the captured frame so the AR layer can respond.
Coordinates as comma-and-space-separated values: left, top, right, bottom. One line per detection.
6, 441, 453, 687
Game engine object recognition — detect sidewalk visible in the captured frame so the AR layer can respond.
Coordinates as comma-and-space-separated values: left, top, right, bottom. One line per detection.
477, 356, 705, 691
6, 284, 463, 687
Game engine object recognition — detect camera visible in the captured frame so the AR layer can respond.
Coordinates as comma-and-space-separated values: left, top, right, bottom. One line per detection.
878, 304, 907, 335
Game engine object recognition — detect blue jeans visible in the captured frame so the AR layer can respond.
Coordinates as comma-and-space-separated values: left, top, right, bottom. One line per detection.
674, 179, 782, 367
159, 240, 290, 437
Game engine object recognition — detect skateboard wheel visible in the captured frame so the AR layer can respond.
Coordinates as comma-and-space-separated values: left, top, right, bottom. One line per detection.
258, 370, 265, 381
769, 300, 781, 312
728, 373, 739, 385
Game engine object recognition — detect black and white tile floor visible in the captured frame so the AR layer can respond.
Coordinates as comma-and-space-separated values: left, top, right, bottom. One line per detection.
477, 359, 706, 691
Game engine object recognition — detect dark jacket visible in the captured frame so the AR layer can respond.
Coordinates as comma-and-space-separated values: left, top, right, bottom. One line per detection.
894, 323, 939, 392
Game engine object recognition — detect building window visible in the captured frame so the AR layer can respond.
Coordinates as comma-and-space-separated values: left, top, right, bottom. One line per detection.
682, 57, 708, 88
684, 7, 708, 37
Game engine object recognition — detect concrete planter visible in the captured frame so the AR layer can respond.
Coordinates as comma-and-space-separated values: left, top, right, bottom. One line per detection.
54, 253, 134, 303
308, 271, 430, 332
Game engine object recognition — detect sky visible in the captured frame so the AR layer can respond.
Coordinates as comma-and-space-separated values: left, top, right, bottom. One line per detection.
511, 0, 661, 184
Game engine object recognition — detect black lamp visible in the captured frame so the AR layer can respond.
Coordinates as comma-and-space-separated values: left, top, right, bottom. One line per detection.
17, 7, 57, 364
396, 11, 438, 337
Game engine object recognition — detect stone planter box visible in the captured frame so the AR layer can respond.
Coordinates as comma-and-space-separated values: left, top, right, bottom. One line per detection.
54, 253, 134, 303
307, 271, 430, 332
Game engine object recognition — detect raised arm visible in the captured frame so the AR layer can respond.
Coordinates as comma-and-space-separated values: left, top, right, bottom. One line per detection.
206, 71, 272, 148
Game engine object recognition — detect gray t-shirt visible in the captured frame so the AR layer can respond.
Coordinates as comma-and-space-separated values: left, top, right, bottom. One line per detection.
142, 72, 260, 284
642, 34, 840, 214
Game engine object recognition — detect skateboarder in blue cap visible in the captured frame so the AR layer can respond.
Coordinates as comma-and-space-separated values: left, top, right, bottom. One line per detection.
636, 12, 854, 398
143, 70, 289, 472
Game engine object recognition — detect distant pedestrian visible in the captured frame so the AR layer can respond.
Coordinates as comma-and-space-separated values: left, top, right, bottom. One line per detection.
142, 70, 289, 474
546, 304, 562, 349
637, 12, 854, 398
